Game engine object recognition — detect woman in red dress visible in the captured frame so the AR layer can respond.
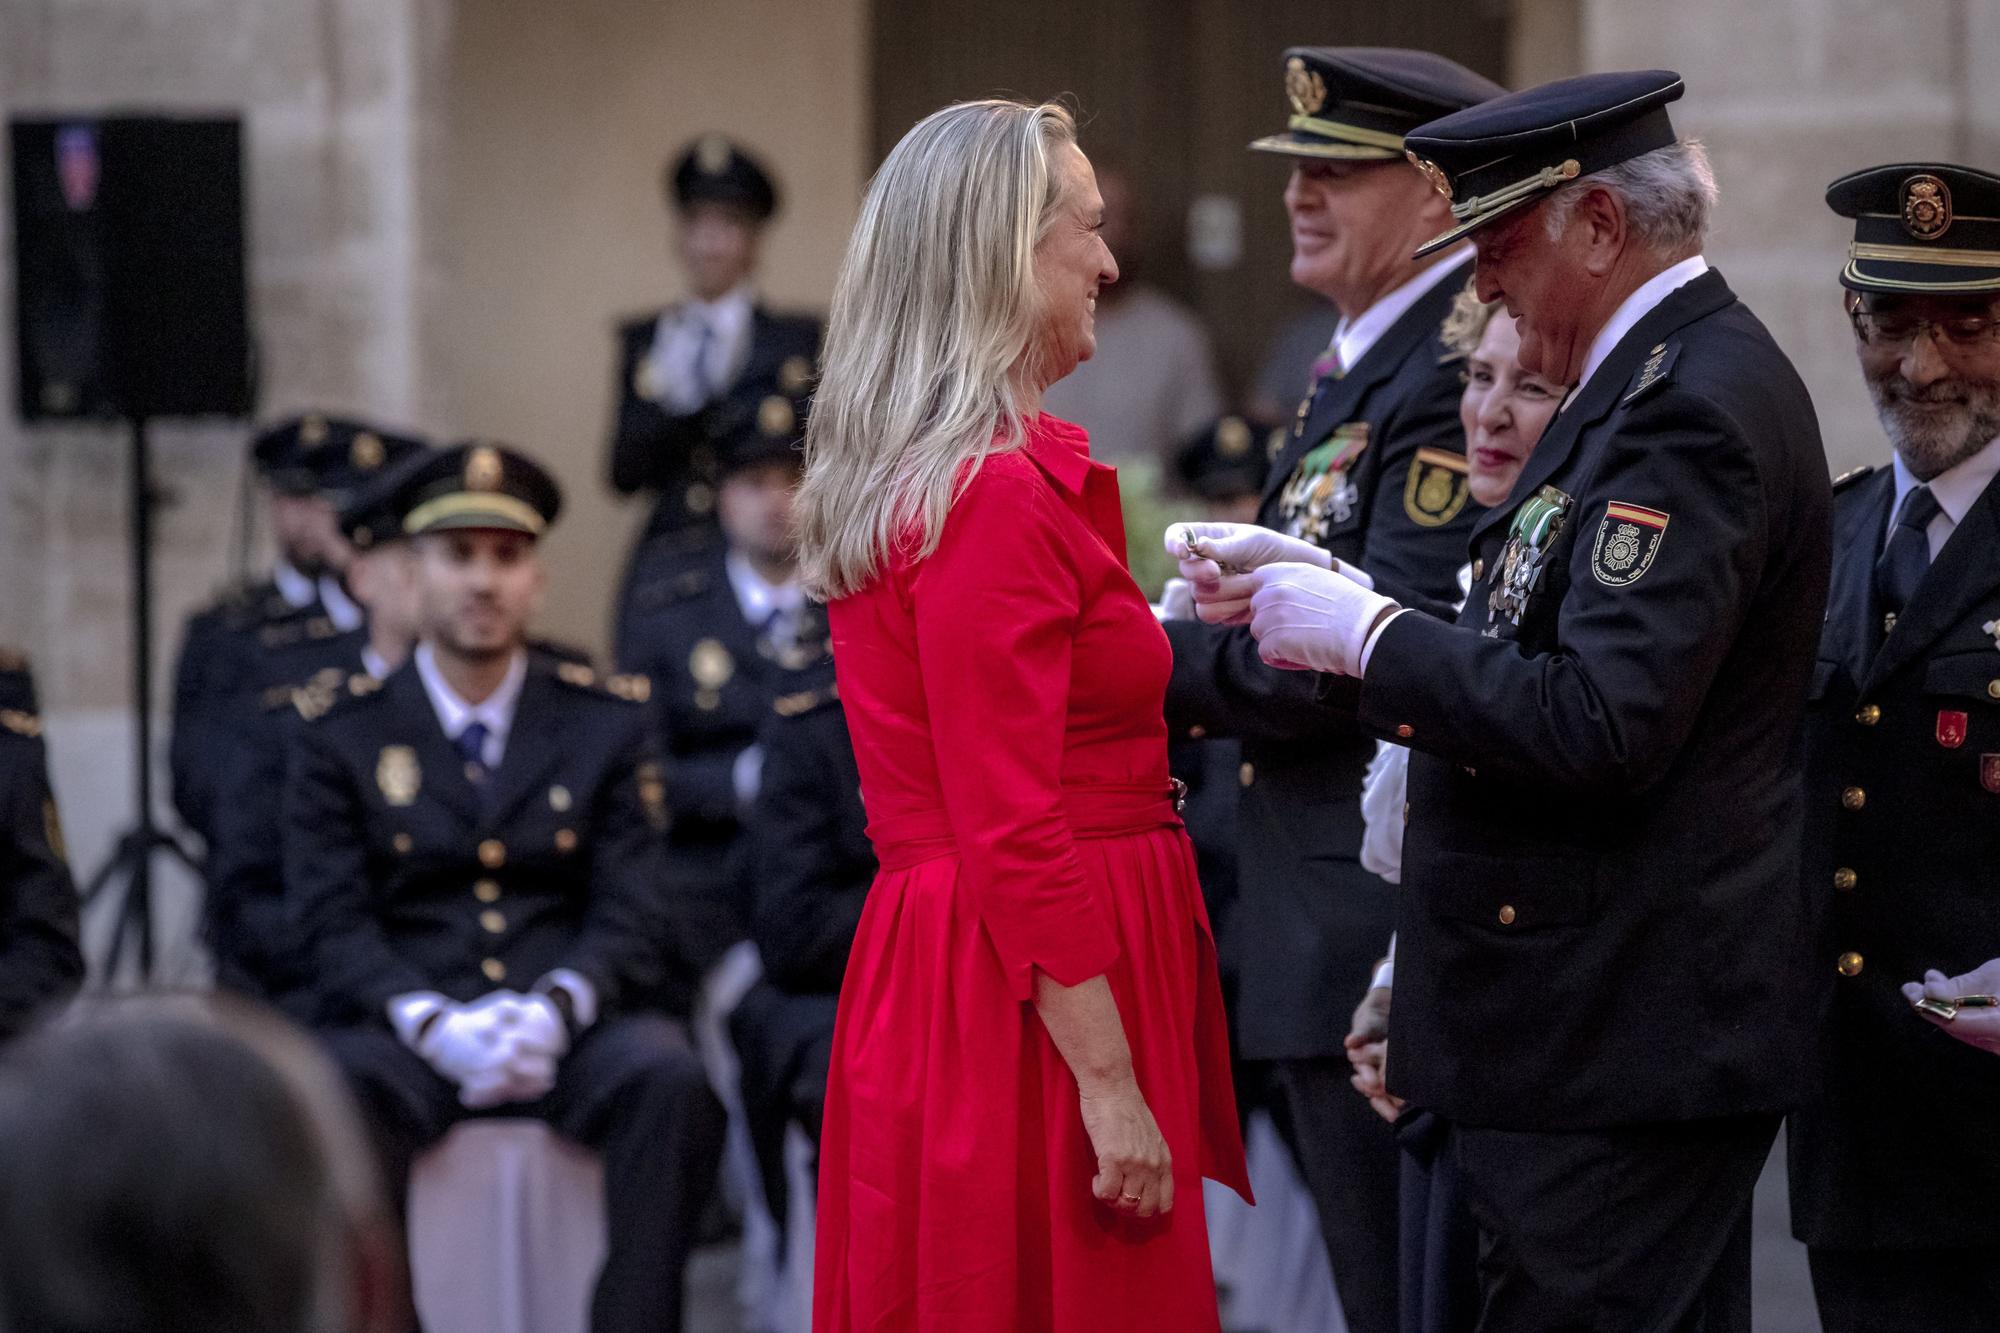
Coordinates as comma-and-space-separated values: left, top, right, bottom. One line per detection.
795, 100, 1250, 1331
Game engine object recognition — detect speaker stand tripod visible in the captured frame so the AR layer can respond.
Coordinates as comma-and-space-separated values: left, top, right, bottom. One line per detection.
79, 413, 201, 985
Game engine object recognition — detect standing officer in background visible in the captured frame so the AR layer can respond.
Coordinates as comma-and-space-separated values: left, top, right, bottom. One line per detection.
1788, 162, 2000, 1330
608, 136, 821, 650
1161, 48, 1501, 1333
1192, 72, 1831, 1327
170, 414, 423, 842
0, 652, 83, 1042
285, 443, 725, 1333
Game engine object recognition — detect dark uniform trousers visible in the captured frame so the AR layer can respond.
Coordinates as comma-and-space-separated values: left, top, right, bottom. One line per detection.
1351, 270, 1831, 1330
606, 305, 821, 648
0, 663, 84, 1044
1164, 258, 1483, 1333
284, 656, 726, 1333
730, 684, 869, 1230
1395, 1110, 1478, 1333
1786, 463, 2000, 1333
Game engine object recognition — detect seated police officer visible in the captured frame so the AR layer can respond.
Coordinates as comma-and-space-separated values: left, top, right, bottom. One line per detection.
171, 415, 424, 843
1787, 162, 2000, 1332
0, 653, 83, 1043
617, 413, 828, 977
608, 135, 821, 650
284, 443, 726, 1333
208, 448, 436, 1013
729, 663, 867, 1227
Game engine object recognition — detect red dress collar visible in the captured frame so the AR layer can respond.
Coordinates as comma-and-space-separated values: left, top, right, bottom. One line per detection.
1020, 413, 1103, 497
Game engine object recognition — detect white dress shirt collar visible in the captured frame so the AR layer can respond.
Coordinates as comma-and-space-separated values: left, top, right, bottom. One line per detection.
684, 282, 755, 342
725, 549, 804, 626
273, 560, 316, 610
1571, 254, 1710, 400
1887, 432, 2000, 559
413, 642, 527, 769
1333, 250, 1471, 372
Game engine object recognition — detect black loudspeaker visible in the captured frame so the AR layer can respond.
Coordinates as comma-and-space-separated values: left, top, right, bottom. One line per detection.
10, 114, 252, 421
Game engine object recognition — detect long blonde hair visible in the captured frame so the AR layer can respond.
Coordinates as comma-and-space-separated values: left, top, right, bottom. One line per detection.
796, 99, 1076, 599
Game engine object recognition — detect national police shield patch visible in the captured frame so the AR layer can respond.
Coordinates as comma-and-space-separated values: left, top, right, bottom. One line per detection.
1590, 502, 1669, 587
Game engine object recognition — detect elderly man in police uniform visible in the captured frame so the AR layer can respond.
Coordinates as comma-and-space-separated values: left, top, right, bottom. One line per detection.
1785, 162, 2000, 1332
170, 414, 424, 843
285, 443, 725, 1333
1183, 71, 1831, 1328
608, 135, 822, 652
1161, 48, 1501, 1332
0, 653, 82, 1044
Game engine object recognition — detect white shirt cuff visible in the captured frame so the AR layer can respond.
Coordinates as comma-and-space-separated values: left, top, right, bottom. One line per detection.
1370, 937, 1396, 992
387, 991, 452, 1048
536, 969, 599, 1031
732, 744, 764, 809
1358, 607, 1412, 675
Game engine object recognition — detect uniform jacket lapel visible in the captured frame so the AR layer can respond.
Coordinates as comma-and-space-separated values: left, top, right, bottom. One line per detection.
1469, 269, 1739, 550
1262, 259, 1474, 511
482, 667, 565, 827
1822, 470, 1894, 690
382, 662, 483, 829
1865, 469, 2000, 690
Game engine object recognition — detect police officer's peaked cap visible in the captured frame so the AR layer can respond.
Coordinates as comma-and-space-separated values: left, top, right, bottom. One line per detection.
253, 415, 429, 501
1404, 69, 1685, 257
390, 441, 564, 539
668, 135, 779, 221
1827, 162, 2000, 297
1249, 48, 1505, 162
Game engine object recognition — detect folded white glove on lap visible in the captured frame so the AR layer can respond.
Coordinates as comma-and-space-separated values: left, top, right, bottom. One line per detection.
410, 990, 572, 1109
1246, 562, 1399, 678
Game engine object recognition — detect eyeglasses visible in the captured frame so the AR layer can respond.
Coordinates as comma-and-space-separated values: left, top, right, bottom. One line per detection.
1849, 309, 2000, 351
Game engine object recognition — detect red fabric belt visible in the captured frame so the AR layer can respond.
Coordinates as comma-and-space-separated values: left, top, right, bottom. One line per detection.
868, 781, 1185, 871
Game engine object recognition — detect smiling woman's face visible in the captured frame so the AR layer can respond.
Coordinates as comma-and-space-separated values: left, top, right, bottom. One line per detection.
1029, 144, 1120, 391
1460, 311, 1567, 508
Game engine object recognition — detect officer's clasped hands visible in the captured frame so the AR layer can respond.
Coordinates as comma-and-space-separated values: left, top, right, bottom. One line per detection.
413, 990, 570, 1109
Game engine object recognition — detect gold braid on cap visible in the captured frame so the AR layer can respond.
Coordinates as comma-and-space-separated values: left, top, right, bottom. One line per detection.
1450, 159, 1582, 222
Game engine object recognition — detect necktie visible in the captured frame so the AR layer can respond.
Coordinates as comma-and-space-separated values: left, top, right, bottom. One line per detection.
691, 318, 719, 400
456, 721, 490, 786
1873, 484, 1942, 630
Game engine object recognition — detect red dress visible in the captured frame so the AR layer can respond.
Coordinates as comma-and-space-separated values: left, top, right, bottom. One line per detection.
813, 414, 1250, 1332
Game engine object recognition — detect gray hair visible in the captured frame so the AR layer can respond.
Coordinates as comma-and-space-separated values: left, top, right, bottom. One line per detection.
1544, 139, 1717, 255
797, 99, 1077, 600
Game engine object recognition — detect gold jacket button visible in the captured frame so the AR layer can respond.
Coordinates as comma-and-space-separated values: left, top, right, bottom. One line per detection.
479, 909, 507, 935
481, 958, 508, 983
1837, 951, 1864, 978
1498, 904, 1517, 925
1396, 723, 1415, 739
475, 879, 502, 903
392, 833, 412, 854
1841, 786, 1866, 811
1239, 762, 1255, 788
1188, 725, 1207, 740
1833, 867, 1857, 891
1855, 704, 1880, 726
1472, 558, 1485, 581
478, 839, 506, 868
554, 828, 578, 853
1988, 680, 2000, 701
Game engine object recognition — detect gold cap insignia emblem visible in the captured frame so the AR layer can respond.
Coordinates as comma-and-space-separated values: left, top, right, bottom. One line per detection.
1902, 173, 1953, 242
1408, 153, 1453, 201
779, 356, 814, 395
1216, 416, 1252, 458
351, 432, 385, 469
465, 445, 504, 492
759, 394, 796, 438
690, 638, 735, 688
300, 414, 329, 445
376, 745, 420, 807
1284, 56, 1327, 117
697, 135, 732, 174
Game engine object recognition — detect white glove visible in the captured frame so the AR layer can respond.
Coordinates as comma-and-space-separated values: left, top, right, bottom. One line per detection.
1247, 562, 1400, 677
453, 991, 570, 1108
1165, 522, 1337, 579
1904, 960, 2000, 1056
413, 992, 521, 1088
458, 1051, 560, 1109
1155, 578, 1197, 622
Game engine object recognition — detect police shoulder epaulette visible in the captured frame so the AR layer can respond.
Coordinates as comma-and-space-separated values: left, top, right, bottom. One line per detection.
1831, 463, 1877, 494
0, 708, 42, 738
772, 681, 839, 718
1623, 340, 1680, 405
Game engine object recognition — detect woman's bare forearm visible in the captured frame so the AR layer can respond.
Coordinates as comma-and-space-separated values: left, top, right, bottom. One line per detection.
1032, 971, 1135, 1095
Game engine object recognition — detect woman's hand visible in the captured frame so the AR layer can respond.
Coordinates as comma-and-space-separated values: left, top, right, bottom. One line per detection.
1078, 1076, 1175, 1218
1344, 985, 1403, 1123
